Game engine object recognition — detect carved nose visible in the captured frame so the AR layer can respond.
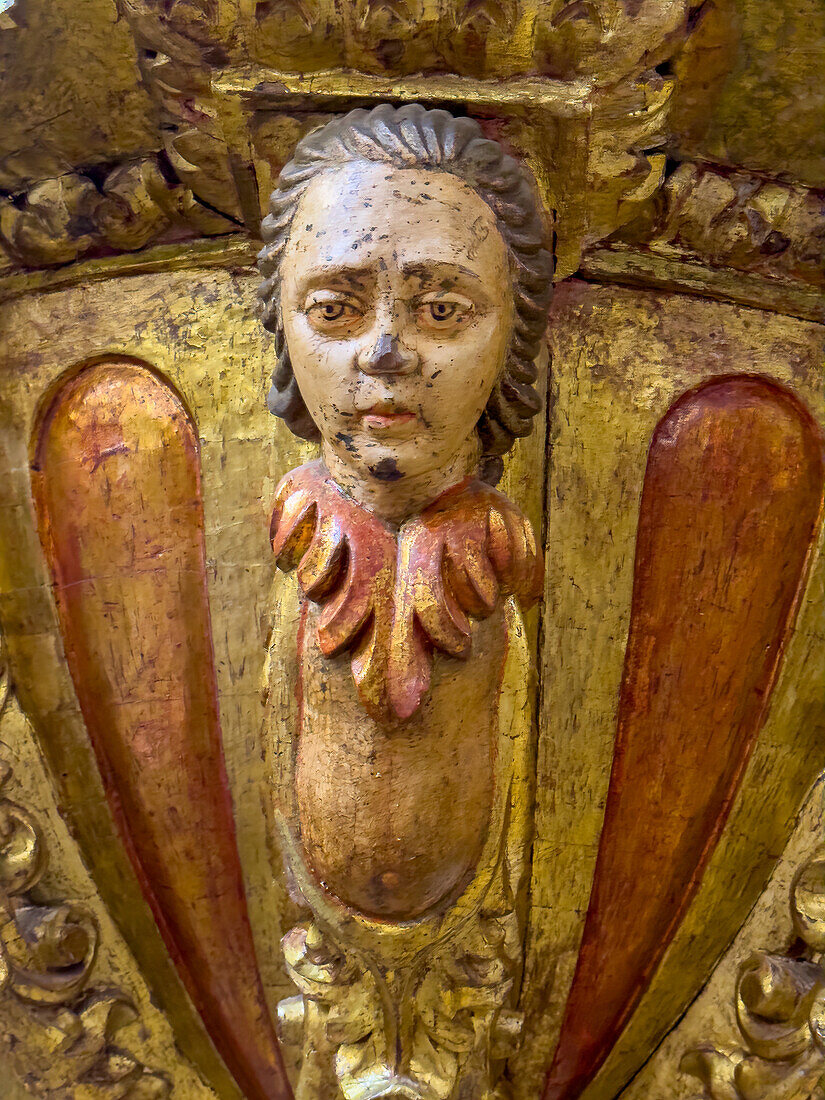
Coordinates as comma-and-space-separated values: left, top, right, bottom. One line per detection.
358, 334, 417, 376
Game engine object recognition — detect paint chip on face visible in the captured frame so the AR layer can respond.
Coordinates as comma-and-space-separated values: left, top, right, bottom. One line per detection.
368, 456, 403, 481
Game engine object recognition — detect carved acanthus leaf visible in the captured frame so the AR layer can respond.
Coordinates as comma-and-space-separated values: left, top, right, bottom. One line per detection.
0, 156, 237, 269
607, 163, 825, 288
358, 0, 419, 30
683, 857, 825, 1100
279, 893, 523, 1100
0, 643, 171, 1097
454, 0, 518, 33
270, 460, 542, 722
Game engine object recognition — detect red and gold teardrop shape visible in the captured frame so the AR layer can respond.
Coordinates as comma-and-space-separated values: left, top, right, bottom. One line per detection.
545, 375, 825, 1100
34, 359, 292, 1100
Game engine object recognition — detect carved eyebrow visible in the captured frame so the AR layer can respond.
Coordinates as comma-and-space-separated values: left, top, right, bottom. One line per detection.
399, 261, 485, 289
298, 266, 372, 292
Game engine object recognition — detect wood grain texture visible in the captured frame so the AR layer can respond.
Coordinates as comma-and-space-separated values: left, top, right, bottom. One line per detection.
33, 360, 291, 1100
673, 0, 825, 189
544, 375, 825, 1100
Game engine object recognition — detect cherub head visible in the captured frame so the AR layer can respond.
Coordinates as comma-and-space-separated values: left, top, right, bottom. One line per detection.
258, 104, 553, 509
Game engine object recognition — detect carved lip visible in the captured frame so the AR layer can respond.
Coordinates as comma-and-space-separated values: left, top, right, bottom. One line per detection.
361, 405, 417, 431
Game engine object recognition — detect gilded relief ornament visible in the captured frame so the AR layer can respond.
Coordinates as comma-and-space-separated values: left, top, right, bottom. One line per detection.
107, 0, 698, 280
0, 641, 171, 1099
3, 5, 825, 1099
683, 857, 825, 1100
258, 104, 553, 1099
0, 157, 236, 269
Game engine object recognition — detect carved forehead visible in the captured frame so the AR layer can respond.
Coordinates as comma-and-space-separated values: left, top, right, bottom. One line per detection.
281, 162, 510, 286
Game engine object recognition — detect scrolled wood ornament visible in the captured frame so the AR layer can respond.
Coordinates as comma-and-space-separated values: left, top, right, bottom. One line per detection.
0, 157, 237, 270
0, 640, 172, 1099
259, 103, 553, 1100
682, 857, 825, 1100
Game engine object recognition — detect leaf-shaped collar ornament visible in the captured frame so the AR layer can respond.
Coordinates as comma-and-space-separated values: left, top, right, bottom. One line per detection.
270, 460, 543, 723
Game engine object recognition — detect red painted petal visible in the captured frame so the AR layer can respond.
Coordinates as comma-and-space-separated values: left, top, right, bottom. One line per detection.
545, 376, 824, 1100
35, 361, 291, 1100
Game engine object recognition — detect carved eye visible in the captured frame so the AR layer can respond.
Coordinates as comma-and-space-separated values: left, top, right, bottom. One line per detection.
317, 302, 348, 320
305, 298, 362, 332
417, 295, 474, 330
428, 302, 457, 321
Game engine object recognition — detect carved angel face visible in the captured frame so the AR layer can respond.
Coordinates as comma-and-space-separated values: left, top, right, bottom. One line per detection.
279, 161, 514, 492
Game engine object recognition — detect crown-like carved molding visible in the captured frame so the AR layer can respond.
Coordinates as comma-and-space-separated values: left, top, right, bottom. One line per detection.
0, 1, 711, 279
104, 0, 705, 278
119, 0, 691, 80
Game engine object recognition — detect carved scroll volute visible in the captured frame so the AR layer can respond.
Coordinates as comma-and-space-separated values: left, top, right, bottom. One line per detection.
258, 105, 552, 1099
683, 858, 825, 1100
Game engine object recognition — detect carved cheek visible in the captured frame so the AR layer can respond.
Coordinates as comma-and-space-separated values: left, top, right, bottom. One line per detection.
290, 337, 350, 423
428, 324, 506, 413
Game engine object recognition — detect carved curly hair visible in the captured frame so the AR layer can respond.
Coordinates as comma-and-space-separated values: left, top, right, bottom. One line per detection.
257, 103, 554, 485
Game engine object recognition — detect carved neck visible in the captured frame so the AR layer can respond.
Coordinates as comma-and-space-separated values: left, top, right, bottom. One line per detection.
321, 434, 482, 525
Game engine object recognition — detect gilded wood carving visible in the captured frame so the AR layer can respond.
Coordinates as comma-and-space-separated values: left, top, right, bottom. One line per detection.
0, 641, 173, 1099
1, 2, 825, 1099
0, 158, 236, 269
682, 854, 825, 1100
0, 264, 822, 1100
258, 104, 551, 1099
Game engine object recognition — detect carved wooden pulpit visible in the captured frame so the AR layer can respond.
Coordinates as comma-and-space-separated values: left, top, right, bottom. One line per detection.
0, 2, 823, 1099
